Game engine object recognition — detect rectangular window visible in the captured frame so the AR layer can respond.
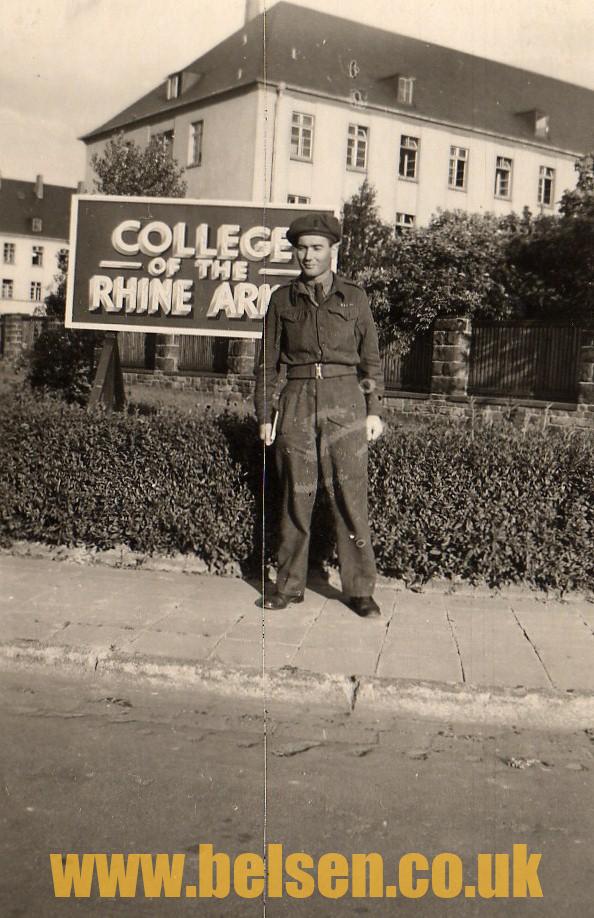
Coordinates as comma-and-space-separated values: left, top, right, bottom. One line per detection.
3, 243, 15, 265
399, 135, 419, 179
448, 145, 468, 189
287, 194, 311, 204
538, 166, 555, 206
154, 130, 174, 158
535, 114, 550, 139
32, 245, 44, 266
395, 212, 415, 233
397, 76, 415, 105
188, 120, 203, 166
30, 281, 42, 301
346, 124, 368, 170
31, 217, 43, 233
166, 74, 180, 100
494, 156, 513, 198
290, 112, 314, 161
2, 279, 14, 299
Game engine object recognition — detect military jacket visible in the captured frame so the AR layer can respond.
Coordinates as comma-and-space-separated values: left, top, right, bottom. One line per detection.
255, 273, 384, 424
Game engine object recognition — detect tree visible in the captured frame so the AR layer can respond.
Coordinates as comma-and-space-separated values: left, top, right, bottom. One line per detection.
91, 133, 187, 197
338, 180, 393, 276
509, 154, 594, 321
44, 248, 69, 320
32, 135, 188, 402
359, 209, 519, 349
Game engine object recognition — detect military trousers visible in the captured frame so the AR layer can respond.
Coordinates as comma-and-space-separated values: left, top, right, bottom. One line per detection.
273, 374, 377, 598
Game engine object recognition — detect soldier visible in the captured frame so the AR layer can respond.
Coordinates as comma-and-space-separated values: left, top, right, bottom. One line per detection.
255, 213, 384, 617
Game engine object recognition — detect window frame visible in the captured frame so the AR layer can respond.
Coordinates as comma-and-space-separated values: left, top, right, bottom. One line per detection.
290, 111, 314, 162
32, 245, 44, 267
187, 120, 204, 167
346, 123, 369, 172
287, 194, 311, 205
537, 165, 555, 207
2, 278, 14, 299
448, 145, 468, 191
494, 155, 513, 199
395, 212, 416, 233
153, 129, 174, 158
399, 134, 419, 181
31, 218, 43, 233
166, 73, 180, 100
3, 242, 15, 265
30, 281, 42, 302
397, 76, 415, 105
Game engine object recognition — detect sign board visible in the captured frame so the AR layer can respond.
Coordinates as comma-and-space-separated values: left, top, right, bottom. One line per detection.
65, 196, 336, 339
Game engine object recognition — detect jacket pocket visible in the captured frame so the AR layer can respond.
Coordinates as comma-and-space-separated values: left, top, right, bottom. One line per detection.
326, 304, 358, 321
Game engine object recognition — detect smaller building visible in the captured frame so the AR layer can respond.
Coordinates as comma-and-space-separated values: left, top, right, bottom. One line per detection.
0, 175, 75, 315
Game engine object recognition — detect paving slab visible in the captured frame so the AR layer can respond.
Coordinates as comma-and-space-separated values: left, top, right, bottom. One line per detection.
581, 606, 594, 632
228, 618, 314, 644
511, 601, 594, 691
2, 555, 593, 700
145, 609, 241, 637
0, 613, 63, 643
299, 619, 387, 652
121, 629, 220, 660
209, 639, 298, 669
446, 605, 551, 690
53, 623, 138, 651
293, 645, 379, 676
377, 638, 461, 684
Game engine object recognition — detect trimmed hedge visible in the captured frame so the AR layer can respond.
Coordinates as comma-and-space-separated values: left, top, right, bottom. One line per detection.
368, 425, 593, 592
1, 390, 592, 592
0, 392, 256, 573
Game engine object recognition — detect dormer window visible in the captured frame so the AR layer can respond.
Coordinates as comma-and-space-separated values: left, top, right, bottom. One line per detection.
166, 73, 181, 100
518, 109, 550, 139
397, 76, 415, 105
535, 113, 550, 139
32, 218, 43, 233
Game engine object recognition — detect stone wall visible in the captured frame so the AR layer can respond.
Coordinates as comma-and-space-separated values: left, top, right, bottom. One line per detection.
123, 317, 594, 431
3, 315, 593, 431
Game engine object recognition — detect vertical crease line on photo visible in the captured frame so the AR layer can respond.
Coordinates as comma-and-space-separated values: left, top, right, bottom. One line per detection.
261, 5, 270, 918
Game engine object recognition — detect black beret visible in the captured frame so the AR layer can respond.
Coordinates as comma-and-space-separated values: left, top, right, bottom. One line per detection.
286, 213, 341, 245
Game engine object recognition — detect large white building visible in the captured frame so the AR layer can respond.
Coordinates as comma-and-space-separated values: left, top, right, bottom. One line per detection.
0, 176, 74, 315
83, 1, 594, 227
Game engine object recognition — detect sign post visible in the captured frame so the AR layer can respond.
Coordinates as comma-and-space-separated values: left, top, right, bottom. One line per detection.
88, 332, 125, 412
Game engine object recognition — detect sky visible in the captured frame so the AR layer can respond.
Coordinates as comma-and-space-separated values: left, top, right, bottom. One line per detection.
1, 0, 593, 188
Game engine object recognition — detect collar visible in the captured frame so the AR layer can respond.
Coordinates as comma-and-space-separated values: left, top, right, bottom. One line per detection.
292, 272, 346, 301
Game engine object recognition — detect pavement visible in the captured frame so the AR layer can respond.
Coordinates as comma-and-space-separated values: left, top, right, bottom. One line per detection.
2, 555, 594, 725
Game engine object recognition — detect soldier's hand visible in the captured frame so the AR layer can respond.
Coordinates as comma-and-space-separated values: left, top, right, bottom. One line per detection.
366, 415, 384, 442
259, 423, 275, 446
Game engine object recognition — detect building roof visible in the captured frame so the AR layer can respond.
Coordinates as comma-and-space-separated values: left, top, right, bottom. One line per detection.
0, 177, 75, 240
82, 1, 594, 154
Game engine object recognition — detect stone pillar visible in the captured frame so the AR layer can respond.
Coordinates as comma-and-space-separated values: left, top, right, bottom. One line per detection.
430, 317, 472, 396
577, 328, 594, 405
155, 334, 180, 374
2, 314, 24, 361
227, 338, 256, 376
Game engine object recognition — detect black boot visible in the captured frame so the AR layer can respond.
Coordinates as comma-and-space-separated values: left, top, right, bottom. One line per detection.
349, 596, 381, 618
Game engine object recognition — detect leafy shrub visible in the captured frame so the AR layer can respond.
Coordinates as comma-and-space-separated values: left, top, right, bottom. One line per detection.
368, 423, 594, 593
1, 391, 592, 591
26, 328, 96, 404
0, 392, 255, 572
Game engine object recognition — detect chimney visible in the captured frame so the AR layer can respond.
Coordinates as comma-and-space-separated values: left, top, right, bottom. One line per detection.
245, 0, 264, 25
35, 174, 44, 199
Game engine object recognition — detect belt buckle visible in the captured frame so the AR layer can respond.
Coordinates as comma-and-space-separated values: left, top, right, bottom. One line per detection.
315, 363, 323, 379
